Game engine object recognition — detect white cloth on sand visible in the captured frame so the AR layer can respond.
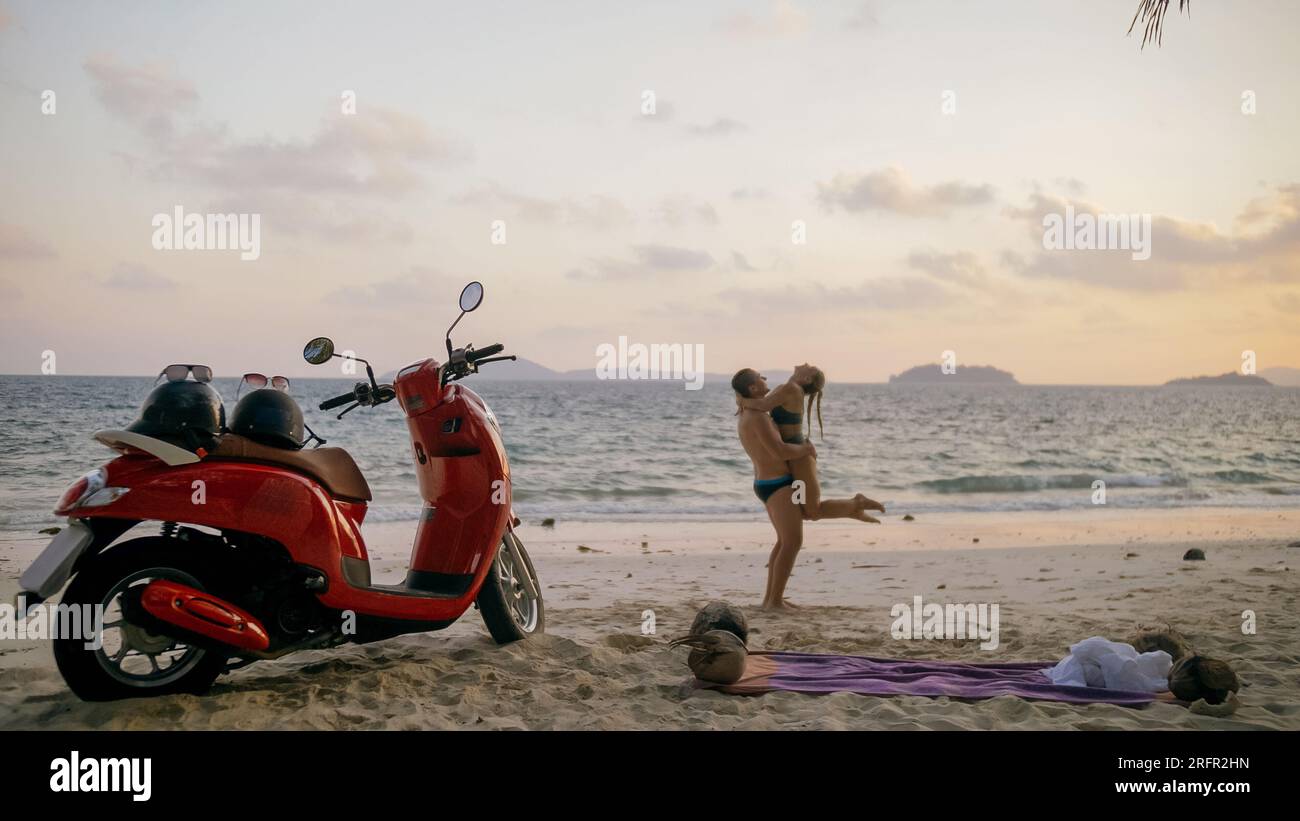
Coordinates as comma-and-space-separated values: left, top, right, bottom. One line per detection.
1042, 636, 1171, 692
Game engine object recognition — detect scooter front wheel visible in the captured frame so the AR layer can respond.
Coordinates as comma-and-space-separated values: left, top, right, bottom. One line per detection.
478, 531, 544, 644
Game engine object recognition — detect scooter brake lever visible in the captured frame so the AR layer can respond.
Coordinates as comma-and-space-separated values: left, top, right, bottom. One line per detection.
336, 402, 361, 420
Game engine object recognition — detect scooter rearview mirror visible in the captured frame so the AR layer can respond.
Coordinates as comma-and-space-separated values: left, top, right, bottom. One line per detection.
303, 337, 335, 365
446, 282, 483, 360
459, 281, 484, 313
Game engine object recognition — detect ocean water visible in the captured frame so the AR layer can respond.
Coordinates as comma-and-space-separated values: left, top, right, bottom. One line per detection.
0, 375, 1297, 535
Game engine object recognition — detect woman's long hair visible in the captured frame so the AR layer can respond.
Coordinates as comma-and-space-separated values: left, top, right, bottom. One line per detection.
802, 368, 825, 440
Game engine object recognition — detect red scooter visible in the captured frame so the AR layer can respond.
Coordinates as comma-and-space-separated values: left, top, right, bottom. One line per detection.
17, 281, 544, 701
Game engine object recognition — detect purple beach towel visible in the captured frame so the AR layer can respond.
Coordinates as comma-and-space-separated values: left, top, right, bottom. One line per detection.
700, 651, 1158, 707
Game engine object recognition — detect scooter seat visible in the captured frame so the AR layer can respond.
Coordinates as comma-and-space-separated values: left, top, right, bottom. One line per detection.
208, 434, 372, 501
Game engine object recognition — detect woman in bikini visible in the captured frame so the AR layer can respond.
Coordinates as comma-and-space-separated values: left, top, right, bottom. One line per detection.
737, 363, 884, 524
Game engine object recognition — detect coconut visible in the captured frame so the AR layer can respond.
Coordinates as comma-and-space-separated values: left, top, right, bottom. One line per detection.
1127, 624, 1194, 660
689, 600, 749, 644
1167, 655, 1240, 705
670, 630, 748, 684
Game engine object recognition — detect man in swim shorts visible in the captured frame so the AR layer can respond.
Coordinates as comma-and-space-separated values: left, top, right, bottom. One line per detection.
732, 368, 817, 610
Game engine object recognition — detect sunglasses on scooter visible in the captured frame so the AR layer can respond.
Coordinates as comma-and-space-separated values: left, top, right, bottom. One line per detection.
155, 364, 213, 384
236, 373, 290, 400
242, 373, 290, 391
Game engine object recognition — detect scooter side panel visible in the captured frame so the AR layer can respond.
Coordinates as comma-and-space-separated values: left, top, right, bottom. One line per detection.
73, 453, 367, 568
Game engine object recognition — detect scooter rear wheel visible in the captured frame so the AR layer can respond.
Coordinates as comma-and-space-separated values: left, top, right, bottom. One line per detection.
478, 531, 544, 644
52, 537, 229, 701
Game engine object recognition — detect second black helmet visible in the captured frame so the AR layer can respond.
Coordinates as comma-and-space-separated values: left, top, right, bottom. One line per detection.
228, 388, 305, 450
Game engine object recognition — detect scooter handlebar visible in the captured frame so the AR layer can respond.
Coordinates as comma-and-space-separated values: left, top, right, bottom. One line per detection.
467, 343, 504, 362
320, 391, 356, 411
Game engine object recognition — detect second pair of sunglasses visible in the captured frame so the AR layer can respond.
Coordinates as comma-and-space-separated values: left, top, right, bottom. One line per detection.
242, 373, 290, 391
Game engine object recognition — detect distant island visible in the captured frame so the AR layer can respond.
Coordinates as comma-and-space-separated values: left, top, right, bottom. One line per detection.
1259, 367, 1300, 387
1164, 372, 1273, 387
377, 359, 1297, 386
888, 364, 1019, 385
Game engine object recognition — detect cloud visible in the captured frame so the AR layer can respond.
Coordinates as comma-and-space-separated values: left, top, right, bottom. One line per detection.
323, 268, 448, 307
1232, 184, 1300, 255
567, 244, 715, 281
1007, 193, 1222, 266
718, 249, 792, 274
717, 1, 810, 38
817, 166, 995, 217
455, 188, 715, 231
999, 247, 1184, 292
1002, 186, 1300, 291
200, 109, 464, 196
732, 251, 758, 272
907, 250, 987, 287
632, 244, 714, 271
102, 263, 176, 290
0, 223, 56, 259
1052, 177, 1087, 196
686, 118, 748, 138
453, 184, 632, 231
84, 54, 198, 139
655, 195, 719, 227
730, 187, 769, 200
86, 56, 467, 198
206, 192, 414, 245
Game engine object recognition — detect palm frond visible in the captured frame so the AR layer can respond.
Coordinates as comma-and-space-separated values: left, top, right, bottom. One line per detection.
1128, 0, 1191, 49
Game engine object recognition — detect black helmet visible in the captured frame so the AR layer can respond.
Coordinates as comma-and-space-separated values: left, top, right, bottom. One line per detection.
229, 389, 305, 450
127, 380, 226, 452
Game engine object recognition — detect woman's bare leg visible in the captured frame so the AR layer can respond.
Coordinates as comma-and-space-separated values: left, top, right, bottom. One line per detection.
791, 454, 877, 521
855, 493, 886, 513
763, 486, 804, 610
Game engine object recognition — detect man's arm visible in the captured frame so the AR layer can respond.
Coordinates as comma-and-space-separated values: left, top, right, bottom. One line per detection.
742, 410, 814, 461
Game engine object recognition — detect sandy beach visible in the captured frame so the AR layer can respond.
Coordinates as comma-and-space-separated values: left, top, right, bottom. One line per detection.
2, 507, 1296, 730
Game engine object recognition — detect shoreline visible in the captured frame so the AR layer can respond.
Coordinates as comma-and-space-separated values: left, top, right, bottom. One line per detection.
392, 505, 1300, 558
6, 504, 1297, 546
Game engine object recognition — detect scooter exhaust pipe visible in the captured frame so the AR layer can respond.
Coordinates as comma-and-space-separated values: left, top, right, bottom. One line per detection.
139, 580, 271, 652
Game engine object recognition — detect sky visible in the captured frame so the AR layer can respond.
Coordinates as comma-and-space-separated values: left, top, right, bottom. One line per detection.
1, 0, 1298, 384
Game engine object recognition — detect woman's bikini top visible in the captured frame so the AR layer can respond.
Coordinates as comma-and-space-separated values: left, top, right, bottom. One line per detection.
771, 405, 804, 444
770, 405, 802, 426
